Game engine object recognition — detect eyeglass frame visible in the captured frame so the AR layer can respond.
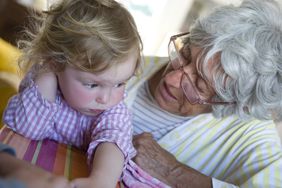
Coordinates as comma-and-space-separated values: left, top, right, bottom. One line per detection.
167, 32, 235, 105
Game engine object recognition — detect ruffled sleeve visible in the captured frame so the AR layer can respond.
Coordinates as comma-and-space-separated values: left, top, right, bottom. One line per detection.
3, 72, 60, 140
86, 101, 136, 169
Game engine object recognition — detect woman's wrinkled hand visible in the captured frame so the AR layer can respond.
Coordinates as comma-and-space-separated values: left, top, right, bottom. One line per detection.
133, 132, 212, 188
132, 132, 178, 186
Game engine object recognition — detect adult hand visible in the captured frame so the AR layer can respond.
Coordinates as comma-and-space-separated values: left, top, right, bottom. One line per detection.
71, 177, 95, 188
70, 177, 109, 188
133, 132, 212, 188
0, 152, 73, 188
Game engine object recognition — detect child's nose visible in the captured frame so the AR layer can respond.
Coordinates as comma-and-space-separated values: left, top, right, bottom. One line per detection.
95, 89, 111, 104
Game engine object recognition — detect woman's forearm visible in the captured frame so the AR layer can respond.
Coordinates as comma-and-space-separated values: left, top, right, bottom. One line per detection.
167, 161, 212, 188
133, 133, 212, 188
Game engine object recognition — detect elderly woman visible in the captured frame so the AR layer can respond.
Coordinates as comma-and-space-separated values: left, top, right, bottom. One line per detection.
127, 0, 282, 187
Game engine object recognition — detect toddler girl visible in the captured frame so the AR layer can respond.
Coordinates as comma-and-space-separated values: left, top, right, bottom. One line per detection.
3, 0, 168, 187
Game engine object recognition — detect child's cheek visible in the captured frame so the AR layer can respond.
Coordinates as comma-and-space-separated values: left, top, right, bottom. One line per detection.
111, 89, 125, 104
71, 89, 94, 105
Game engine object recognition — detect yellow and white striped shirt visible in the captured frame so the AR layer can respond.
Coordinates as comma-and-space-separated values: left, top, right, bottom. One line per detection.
127, 56, 282, 188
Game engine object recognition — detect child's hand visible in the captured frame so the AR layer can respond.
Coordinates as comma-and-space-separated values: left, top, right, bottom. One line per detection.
35, 72, 58, 102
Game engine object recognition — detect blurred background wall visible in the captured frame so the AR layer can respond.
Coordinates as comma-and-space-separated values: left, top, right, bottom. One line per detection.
1, 0, 244, 55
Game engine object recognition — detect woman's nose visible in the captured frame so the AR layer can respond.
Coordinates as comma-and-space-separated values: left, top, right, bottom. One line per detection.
183, 64, 197, 82
164, 69, 183, 88
95, 88, 111, 104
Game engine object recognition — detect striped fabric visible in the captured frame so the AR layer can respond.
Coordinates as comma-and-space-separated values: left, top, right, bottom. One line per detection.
0, 126, 124, 188
132, 82, 190, 140
158, 114, 282, 187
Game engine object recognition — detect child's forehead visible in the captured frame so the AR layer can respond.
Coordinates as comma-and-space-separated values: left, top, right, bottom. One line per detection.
100, 56, 137, 78
77, 55, 137, 82
76, 49, 139, 71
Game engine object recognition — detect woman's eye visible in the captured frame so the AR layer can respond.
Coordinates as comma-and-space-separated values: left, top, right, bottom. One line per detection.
180, 46, 191, 65
84, 83, 98, 89
195, 77, 209, 95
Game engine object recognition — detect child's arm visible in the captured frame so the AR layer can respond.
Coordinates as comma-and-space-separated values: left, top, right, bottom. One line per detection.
70, 103, 134, 188
91, 142, 124, 187
71, 142, 124, 188
3, 71, 59, 140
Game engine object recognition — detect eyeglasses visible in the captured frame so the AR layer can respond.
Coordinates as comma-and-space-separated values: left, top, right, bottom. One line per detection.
167, 32, 234, 105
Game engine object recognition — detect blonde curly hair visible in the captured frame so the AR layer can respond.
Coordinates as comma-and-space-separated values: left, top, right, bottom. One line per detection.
18, 0, 143, 76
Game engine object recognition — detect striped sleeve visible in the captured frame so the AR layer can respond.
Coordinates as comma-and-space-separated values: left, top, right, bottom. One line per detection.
3, 80, 59, 140
212, 149, 282, 188
87, 102, 136, 166
158, 114, 282, 187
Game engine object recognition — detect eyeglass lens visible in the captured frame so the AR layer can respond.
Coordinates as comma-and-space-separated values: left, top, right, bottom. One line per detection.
181, 74, 201, 104
169, 37, 203, 104
167, 32, 235, 105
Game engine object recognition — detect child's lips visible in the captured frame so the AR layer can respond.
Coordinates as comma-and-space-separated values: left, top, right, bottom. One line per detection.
89, 109, 104, 114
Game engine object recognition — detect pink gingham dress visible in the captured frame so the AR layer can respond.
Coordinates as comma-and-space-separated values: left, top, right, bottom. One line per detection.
3, 69, 169, 188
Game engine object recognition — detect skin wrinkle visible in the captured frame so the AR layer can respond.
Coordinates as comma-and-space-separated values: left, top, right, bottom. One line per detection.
184, 44, 218, 101
172, 43, 218, 112
132, 1, 282, 188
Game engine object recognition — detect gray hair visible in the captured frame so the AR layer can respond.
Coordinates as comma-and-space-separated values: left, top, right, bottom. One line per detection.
189, 0, 282, 121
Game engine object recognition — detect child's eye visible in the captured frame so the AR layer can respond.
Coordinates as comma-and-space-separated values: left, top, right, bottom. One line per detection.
84, 83, 98, 89
114, 82, 126, 88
